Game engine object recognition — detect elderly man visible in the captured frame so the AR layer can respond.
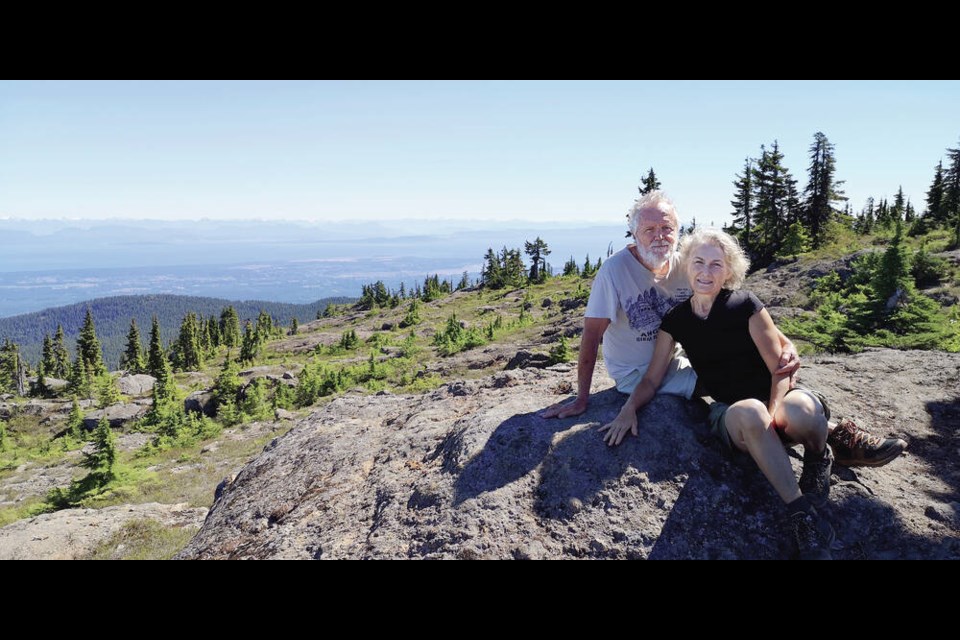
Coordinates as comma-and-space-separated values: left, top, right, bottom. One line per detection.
543, 190, 906, 468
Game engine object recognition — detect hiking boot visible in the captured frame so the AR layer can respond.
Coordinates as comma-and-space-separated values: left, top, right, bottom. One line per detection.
828, 418, 907, 467
789, 505, 835, 560
798, 445, 833, 507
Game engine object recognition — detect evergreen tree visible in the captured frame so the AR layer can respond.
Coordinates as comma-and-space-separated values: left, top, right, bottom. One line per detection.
802, 132, 846, 248
290, 317, 299, 336
875, 198, 893, 228
945, 141, 960, 246
255, 309, 274, 343
524, 237, 551, 284
904, 199, 915, 224
891, 186, 906, 222
639, 167, 661, 195
219, 306, 241, 349
147, 316, 168, 382
856, 197, 875, 234
119, 318, 145, 373
67, 396, 84, 439
779, 221, 811, 258
752, 141, 800, 262
207, 315, 221, 348
213, 356, 243, 414
457, 271, 470, 291
562, 255, 580, 276
81, 416, 117, 481
69, 355, 92, 398
41, 334, 57, 379
729, 158, 754, 250
76, 309, 106, 377
95, 373, 121, 409
173, 312, 203, 371
52, 325, 71, 379
926, 160, 946, 224
0, 339, 26, 396
239, 321, 260, 364
873, 220, 911, 305
481, 248, 502, 288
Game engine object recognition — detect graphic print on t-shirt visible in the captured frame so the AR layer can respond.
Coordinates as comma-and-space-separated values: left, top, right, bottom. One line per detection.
625, 286, 692, 341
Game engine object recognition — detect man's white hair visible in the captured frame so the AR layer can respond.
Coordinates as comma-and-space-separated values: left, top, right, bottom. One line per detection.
627, 190, 680, 237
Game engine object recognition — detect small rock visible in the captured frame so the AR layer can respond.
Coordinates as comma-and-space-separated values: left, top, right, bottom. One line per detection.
275, 409, 296, 421
925, 503, 960, 527
541, 297, 554, 308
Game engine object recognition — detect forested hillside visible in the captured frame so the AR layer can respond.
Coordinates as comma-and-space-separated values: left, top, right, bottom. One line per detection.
0, 295, 354, 370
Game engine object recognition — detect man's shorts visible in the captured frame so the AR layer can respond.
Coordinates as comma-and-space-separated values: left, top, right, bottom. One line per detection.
707, 387, 831, 453
615, 355, 698, 400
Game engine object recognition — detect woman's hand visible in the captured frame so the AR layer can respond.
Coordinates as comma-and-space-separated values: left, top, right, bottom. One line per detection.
598, 406, 638, 446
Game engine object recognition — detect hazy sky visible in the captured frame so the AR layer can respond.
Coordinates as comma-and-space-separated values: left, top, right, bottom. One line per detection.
1, 80, 957, 227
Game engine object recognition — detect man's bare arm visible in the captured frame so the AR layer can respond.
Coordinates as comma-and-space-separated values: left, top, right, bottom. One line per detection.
541, 317, 610, 418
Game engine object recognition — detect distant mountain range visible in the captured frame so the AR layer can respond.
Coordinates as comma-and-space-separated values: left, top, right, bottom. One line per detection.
0, 294, 354, 370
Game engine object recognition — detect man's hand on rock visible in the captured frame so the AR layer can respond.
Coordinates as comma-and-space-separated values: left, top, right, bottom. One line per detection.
541, 397, 588, 419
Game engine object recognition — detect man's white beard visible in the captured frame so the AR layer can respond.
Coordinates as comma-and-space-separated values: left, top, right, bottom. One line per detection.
637, 242, 673, 271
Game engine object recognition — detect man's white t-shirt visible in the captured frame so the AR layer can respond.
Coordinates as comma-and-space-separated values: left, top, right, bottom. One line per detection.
585, 246, 696, 397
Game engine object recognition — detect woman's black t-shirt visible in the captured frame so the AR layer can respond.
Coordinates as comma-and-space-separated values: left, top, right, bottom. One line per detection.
659, 289, 771, 404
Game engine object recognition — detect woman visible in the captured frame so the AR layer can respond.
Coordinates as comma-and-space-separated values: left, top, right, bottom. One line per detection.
599, 228, 835, 560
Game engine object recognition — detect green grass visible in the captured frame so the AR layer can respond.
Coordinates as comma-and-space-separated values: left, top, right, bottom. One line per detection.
83, 518, 200, 560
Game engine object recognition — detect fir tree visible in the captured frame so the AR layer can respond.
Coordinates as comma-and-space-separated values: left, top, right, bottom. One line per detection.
207, 315, 221, 348
213, 356, 243, 414
582, 253, 594, 277
639, 167, 661, 195
779, 221, 811, 259
457, 271, 470, 291
220, 306, 241, 349
82, 416, 117, 481
255, 309, 274, 343
945, 141, 960, 246
67, 396, 84, 439
173, 312, 203, 371
524, 237, 551, 284
0, 339, 26, 396
41, 334, 57, 379
857, 197, 875, 234
873, 220, 911, 305
892, 186, 906, 222
95, 373, 121, 409
729, 158, 754, 250
904, 199, 916, 224
481, 248, 502, 288
76, 309, 106, 377
562, 255, 580, 276
119, 318, 145, 373
926, 160, 946, 224
752, 141, 800, 262
290, 317, 299, 335
802, 132, 846, 248
69, 355, 92, 398
239, 321, 260, 364
52, 325, 71, 379
147, 316, 168, 383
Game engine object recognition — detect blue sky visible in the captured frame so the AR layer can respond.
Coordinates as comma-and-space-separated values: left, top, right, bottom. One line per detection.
1, 80, 957, 228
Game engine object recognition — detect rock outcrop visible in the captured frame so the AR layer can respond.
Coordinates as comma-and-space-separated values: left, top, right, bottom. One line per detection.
178, 349, 960, 560
82, 402, 149, 430
117, 374, 156, 397
0, 503, 207, 560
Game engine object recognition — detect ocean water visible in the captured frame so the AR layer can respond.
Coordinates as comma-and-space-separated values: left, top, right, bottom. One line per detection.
0, 219, 627, 317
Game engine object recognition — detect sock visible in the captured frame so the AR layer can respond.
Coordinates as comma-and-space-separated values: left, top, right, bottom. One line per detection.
787, 494, 815, 516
